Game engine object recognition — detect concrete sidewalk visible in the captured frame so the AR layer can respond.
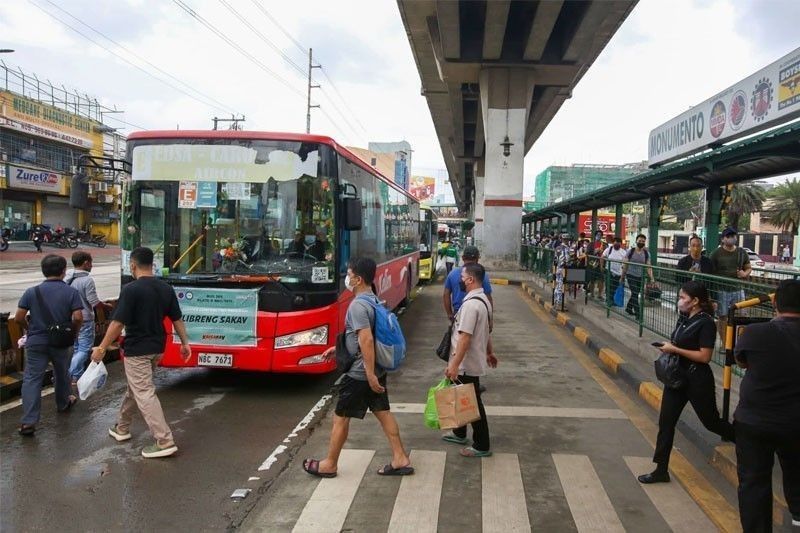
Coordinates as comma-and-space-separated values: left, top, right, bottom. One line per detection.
237, 282, 745, 532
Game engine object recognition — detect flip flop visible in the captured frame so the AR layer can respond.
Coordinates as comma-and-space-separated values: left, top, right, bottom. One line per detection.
459, 446, 492, 458
58, 395, 78, 413
302, 458, 337, 478
377, 463, 415, 476
18, 424, 35, 436
442, 434, 468, 445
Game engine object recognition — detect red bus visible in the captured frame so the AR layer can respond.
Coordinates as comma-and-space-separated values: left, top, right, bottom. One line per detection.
123, 131, 420, 373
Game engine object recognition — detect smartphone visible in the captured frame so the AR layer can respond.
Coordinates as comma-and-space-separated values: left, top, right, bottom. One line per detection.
651, 341, 665, 348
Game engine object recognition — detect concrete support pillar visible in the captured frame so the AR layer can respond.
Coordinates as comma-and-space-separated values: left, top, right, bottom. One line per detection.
648, 196, 662, 265
478, 68, 534, 268
615, 204, 624, 240
705, 186, 723, 251
795, 229, 800, 267
473, 159, 486, 248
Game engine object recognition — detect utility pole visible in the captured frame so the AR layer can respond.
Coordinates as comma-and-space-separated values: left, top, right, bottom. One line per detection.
306, 48, 321, 134
212, 114, 246, 130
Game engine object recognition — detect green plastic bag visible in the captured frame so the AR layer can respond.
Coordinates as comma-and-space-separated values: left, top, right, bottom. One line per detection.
424, 379, 450, 429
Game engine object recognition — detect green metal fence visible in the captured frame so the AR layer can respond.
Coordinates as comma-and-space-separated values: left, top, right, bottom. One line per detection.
522, 246, 782, 372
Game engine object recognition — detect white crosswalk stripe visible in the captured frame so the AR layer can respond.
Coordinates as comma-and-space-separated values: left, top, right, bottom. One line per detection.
482, 453, 531, 532
292, 449, 374, 533
388, 450, 447, 533
285, 449, 717, 532
623, 456, 716, 532
552, 453, 625, 532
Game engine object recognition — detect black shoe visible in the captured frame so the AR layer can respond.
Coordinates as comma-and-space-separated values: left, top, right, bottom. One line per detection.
637, 470, 670, 484
478, 384, 487, 393
625, 308, 635, 315
19, 424, 35, 436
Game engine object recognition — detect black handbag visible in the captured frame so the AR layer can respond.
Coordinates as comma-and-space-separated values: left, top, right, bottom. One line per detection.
436, 297, 492, 362
654, 351, 685, 389
34, 286, 76, 348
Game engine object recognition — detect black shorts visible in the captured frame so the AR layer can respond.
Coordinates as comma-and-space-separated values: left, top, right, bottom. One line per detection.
335, 375, 390, 419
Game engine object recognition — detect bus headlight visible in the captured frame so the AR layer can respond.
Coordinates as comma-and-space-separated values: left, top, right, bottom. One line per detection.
274, 326, 328, 349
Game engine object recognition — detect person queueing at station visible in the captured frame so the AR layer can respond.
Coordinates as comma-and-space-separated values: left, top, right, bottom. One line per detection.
303, 258, 413, 478
92, 247, 192, 458
710, 227, 751, 342
676, 234, 713, 285
602, 237, 627, 306
733, 279, 800, 531
620, 234, 654, 318
638, 281, 735, 484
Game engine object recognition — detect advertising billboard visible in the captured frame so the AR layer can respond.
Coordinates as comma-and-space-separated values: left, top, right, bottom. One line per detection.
409, 175, 435, 202
577, 213, 626, 237
648, 46, 800, 166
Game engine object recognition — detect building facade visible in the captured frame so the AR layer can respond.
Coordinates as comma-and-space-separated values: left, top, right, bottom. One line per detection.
368, 140, 412, 191
0, 66, 124, 244
532, 162, 646, 209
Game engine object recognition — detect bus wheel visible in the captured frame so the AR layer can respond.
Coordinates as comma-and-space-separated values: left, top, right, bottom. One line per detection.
400, 271, 412, 308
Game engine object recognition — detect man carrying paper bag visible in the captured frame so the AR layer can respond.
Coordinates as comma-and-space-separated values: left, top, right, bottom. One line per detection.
441, 263, 497, 457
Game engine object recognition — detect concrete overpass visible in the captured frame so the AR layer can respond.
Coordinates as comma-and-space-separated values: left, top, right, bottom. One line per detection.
398, 0, 636, 266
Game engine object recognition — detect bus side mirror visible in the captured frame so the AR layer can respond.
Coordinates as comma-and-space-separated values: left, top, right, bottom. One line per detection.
343, 198, 362, 231
69, 172, 89, 209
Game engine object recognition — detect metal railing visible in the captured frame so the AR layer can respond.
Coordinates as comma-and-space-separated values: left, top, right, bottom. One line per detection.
522, 246, 780, 372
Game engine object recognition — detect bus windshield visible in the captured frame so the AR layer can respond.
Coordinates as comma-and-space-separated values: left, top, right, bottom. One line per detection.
125, 139, 337, 285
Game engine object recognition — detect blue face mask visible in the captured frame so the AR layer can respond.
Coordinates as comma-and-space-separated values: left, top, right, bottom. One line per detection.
458, 280, 467, 292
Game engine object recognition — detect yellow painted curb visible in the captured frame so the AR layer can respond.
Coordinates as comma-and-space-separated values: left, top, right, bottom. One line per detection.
543, 302, 553, 312
490, 278, 510, 285
0, 375, 20, 386
556, 312, 569, 325
599, 348, 624, 374
573, 327, 590, 344
638, 381, 663, 412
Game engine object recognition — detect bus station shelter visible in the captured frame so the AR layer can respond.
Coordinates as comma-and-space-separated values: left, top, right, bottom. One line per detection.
522, 119, 800, 267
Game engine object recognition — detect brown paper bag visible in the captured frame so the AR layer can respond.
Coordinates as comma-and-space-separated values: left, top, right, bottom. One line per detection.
434, 382, 481, 429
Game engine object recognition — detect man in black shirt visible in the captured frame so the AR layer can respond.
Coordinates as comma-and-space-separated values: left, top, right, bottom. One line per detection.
92, 247, 191, 459
676, 235, 713, 284
734, 279, 800, 531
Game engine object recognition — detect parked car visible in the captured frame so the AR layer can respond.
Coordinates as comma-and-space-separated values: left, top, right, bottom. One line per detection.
742, 247, 766, 268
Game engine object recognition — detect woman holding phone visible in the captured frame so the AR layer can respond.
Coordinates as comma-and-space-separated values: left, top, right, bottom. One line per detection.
638, 281, 735, 483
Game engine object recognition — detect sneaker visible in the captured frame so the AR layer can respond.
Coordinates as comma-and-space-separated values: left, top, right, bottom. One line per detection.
141, 443, 178, 458
442, 433, 468, 445
109, 425, 132, 442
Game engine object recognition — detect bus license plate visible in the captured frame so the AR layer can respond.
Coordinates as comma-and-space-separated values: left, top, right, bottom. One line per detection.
198, 353, 233, 367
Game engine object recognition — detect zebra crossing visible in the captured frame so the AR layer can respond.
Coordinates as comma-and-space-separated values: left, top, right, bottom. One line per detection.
275, 448, 717, 533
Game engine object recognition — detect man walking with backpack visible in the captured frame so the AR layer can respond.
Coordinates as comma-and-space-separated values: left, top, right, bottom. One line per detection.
620, 234, 655, 318
303, 258, 413, 478
443, 262, 497, 458
14, 254, 83, 436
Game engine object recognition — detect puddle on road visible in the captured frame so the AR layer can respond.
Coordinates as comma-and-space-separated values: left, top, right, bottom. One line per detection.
64, 461, 110, 487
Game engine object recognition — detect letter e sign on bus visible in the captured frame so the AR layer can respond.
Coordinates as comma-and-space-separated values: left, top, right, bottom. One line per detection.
178, 181, 197, 208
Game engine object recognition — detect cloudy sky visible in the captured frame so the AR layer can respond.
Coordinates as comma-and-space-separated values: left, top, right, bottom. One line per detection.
2, 0, 798, 198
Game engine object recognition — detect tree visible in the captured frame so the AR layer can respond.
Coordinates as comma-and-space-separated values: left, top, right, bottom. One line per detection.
765, 178, 800, 234
724, 182, 766, 230
666, 190, 703, 223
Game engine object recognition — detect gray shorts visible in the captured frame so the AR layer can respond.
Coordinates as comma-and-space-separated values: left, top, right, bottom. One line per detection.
717, 290, 745, 317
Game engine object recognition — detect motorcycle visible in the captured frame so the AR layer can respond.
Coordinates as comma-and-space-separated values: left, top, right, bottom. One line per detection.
0, 228, 10, 252
75, 228, 107, 248
52, 229, 78, 248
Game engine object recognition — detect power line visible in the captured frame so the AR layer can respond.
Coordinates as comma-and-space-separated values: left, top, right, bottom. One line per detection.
104, 115, 149, 131
172, 0, 306, 100
28, 0, 234, 116
218, 0, 306, 79
39, 0, 238, 116
247, 0, 370, 137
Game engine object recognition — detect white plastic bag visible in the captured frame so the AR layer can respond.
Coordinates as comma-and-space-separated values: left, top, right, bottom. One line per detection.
77, 361, 108, 400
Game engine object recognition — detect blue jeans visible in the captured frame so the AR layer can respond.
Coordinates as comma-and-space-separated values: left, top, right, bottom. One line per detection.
69, 321, 95, 381
21, 344, 72, 425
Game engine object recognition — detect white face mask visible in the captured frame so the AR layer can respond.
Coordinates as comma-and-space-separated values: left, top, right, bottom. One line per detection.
344, 275, 356, 292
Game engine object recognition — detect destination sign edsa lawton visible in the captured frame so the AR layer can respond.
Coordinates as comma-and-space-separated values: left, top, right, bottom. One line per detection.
647, 46, 800, 167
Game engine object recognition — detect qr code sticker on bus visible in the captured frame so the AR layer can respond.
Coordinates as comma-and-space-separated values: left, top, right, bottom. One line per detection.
312, 267, 330, 283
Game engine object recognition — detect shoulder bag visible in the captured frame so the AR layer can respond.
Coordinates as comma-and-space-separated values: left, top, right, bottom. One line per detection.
34, 286, 76, 348
435, 296, 492, 362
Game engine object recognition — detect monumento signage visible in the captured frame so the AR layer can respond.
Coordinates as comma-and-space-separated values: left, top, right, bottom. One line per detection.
648, 46, 800, 167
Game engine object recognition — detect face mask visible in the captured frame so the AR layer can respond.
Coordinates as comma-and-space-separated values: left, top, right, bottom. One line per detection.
723, 237, 736, 246
613, 244, 620, 250
458, 280, 467, 292
636, 242, 645, 249
345, 275, 356, 292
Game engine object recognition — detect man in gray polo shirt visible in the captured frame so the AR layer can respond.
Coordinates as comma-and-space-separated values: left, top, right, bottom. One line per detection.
443, 262, 497, 458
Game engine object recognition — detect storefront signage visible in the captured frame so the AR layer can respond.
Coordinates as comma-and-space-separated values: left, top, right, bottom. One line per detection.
0, 90, 101, 149
8, 164, 64, 193
648, 46, 800, 166
174, 288, 259, 347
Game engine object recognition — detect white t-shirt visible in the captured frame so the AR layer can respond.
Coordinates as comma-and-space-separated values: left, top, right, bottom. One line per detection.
603, 246, 628, 276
